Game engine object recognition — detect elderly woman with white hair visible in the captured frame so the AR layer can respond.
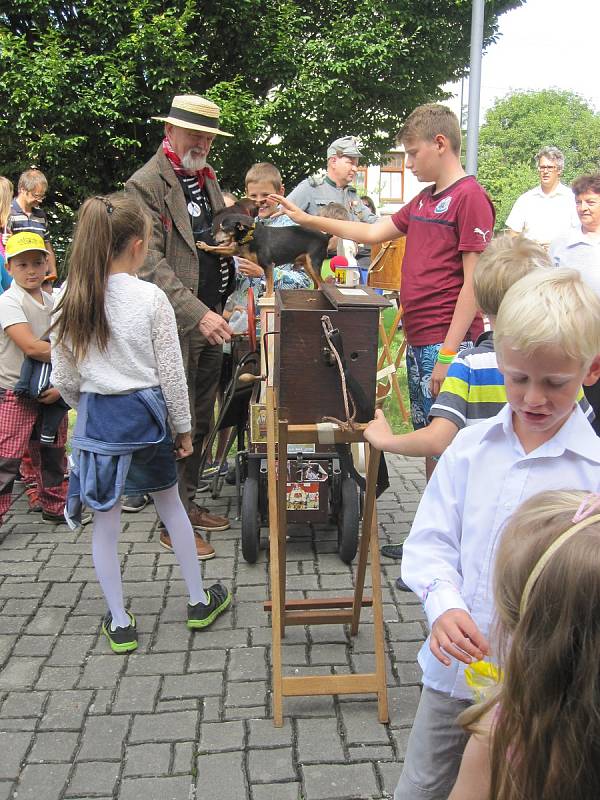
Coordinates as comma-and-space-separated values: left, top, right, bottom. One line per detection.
505, 145, 579, 247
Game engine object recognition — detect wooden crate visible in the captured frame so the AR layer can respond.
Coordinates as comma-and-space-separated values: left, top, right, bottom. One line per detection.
274, 288, 384, 425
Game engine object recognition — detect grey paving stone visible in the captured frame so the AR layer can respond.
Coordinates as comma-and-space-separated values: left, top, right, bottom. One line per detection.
187, 648, 227, 673
226, 681, 267, 708
348, 743, 395, 761
120, 775, 193, 800
197, 720, 244, 752
28, 731, 79, 762
377, 760, 402, 797
0, 781, 13, 800
296, 717, 345, 763
123, 743, 171, 777
162, 673, 223, 699
228, 646, 267, 680
38, 689, 93, 730
248, 747, 297, 783
0, 656, 43, 689
25, 608, 69, 635
36, 666, 81, 690
13, 762, 71, 799
173, 741, 194, 775
251, 784, 301, 800
0, 616, 27, 634
302, 762, 379, 800
340, 702, 391, 745
130, 710, 198, 743
125, 652, 186, 676
79, 653, 125, 688
247, 718, 293, 748
195, 752, 246, 798
0, 731, 32, 779
46, 634, 95, 665
66, 761, 120, 796
77, 714, 131, 760
0, 690, 47, 718
113, 675, 160, 713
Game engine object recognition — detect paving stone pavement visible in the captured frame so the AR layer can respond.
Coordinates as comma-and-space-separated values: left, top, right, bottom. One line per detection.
0, 456, 426, 800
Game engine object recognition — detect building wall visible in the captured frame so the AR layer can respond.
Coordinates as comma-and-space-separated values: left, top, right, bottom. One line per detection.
356, 146, 431, 216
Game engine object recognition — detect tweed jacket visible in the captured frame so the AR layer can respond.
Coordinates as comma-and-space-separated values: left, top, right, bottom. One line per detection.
125, 145, 225, 338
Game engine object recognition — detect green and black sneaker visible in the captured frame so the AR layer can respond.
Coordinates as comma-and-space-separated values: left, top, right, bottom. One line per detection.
101, 611, 138, 654
187, 584, 232, 630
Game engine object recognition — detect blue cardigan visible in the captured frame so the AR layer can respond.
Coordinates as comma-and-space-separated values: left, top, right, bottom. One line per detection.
65, 387, 168, 527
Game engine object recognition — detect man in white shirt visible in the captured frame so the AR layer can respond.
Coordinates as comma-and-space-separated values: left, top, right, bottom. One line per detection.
394, 268, 600, 800
506, 146, 579, 246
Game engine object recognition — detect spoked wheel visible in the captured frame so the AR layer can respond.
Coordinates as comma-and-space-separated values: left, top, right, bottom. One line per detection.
241, 476, 261, 563
337, 477, 360, 564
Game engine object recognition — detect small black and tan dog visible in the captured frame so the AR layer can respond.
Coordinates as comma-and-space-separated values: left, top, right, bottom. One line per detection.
197, 205, 329, 289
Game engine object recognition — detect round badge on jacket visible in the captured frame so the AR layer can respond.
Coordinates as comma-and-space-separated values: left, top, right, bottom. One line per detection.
187, 201, 202, 217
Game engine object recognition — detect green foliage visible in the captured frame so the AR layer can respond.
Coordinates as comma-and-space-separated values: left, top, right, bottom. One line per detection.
478, 89, 600, 229
0, 0, 520, 268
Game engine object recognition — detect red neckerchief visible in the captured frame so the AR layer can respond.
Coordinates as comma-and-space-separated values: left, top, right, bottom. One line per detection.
162, 136, 216, 189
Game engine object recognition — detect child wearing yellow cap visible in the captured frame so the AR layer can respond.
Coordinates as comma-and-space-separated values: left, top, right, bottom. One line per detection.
0, 232, 69, 525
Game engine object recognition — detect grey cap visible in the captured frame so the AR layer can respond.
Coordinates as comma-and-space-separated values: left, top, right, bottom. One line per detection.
326, 136, 363, 159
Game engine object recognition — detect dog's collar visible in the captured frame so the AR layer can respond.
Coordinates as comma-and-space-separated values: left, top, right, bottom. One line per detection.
239, 223, 256, 245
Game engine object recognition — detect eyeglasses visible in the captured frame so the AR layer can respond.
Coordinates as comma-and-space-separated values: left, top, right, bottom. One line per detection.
30, 193, 46, 201
538, 166, 557, 172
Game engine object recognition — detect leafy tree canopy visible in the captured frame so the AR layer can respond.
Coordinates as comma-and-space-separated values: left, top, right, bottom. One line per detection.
0, 0, 520, 261
477, 89, 600, 229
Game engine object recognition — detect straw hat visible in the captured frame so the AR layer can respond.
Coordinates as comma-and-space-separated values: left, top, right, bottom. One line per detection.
152, 95, 233, 137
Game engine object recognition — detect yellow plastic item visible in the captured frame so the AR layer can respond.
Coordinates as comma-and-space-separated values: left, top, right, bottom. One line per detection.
464, 660, 502, 702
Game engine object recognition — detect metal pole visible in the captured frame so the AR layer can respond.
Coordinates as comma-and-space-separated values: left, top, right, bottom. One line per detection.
465, 0, 485, 175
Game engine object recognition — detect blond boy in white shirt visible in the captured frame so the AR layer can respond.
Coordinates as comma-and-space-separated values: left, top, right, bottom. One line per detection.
394, 268, 600, 800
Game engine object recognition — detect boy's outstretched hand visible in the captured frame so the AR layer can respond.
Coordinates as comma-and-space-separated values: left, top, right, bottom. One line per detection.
174, 432, 193, 460
364, 408, 394, 451
430, 609, 489, 667
266, 194, 311, 226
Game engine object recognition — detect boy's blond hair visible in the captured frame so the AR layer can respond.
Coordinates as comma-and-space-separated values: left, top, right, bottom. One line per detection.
473, 235, 552, 317
318, 202, 349, 221
495, 268, 600, 365
398, 103, 462, 154
244, 162, 282, 191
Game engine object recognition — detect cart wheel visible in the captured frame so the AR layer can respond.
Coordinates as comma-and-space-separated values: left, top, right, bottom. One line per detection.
337, 478, 360, 564
241, 477, 261, 563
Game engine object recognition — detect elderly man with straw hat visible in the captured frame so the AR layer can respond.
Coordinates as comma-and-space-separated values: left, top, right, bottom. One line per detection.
126, 94, 234, 559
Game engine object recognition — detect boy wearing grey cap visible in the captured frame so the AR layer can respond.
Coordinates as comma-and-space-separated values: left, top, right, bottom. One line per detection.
287, 136, 378, 223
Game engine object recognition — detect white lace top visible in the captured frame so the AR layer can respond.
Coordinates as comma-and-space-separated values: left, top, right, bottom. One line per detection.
51, 273, 191, 433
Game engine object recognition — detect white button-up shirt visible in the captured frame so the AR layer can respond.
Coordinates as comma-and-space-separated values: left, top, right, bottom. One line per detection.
549, 228, 600, 297
401, 403, 600, 700
506, 182, 579, 246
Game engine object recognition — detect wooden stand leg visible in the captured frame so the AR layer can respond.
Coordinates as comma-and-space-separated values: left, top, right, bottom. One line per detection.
378, 306, 409, 423
266, 384, 284, 726
277, 418, 289, 640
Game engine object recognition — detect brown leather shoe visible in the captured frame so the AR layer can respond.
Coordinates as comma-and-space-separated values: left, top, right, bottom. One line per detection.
159, 529, 215, 561
187, 503, 230, 532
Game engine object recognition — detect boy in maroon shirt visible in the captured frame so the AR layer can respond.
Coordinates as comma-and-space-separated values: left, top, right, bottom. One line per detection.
272, 104, 495, 478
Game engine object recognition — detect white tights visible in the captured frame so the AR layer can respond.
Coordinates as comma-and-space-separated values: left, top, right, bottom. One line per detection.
91, 484, 208, 629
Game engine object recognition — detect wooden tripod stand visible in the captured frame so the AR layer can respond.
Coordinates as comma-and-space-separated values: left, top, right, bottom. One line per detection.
263, 383, 389, 726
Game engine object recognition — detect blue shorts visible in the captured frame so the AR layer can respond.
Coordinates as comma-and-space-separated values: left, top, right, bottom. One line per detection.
124, 432, 178, 495
406, 341, 473, 430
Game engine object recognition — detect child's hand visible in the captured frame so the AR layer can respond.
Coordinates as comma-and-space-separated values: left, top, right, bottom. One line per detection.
363, 409, 393, 451
174, 432, 193, 460
38, 387, 61, 405
430, 360, 450, 398
430, 609, 489, 667
237, 257, 264, 279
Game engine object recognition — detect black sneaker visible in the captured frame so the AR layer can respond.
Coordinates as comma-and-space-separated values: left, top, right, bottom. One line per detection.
42, 509, 92, 526
395, 576, 412, 593
101, 611, 138, 653
187, 584, 232, 629
121, 494, 149, 512
381, 543, 404, 560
